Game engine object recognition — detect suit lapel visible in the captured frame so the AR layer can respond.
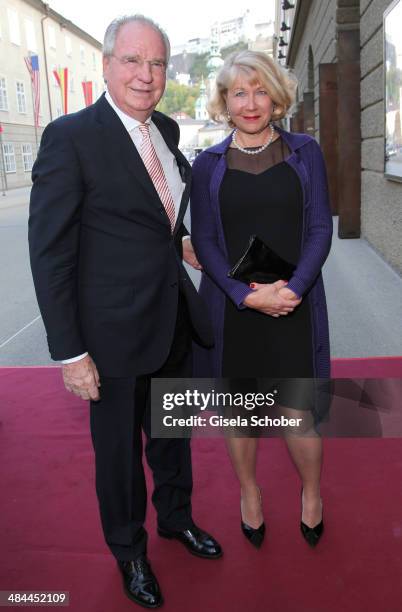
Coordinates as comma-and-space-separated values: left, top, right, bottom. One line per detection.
94, 95, 170, 229
151, 112, 192, 236
94, 95, 191, 234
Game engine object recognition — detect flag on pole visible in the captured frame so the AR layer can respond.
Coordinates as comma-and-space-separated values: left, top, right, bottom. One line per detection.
53, 67, 69, 114
24, 54, 40, 127
82, 81, 93, 107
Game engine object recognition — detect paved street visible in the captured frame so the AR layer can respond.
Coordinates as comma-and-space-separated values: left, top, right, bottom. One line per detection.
0, 187, 401, 366
0, 187, 51, 365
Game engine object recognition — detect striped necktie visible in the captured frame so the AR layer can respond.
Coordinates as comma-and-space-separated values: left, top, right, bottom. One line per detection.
138, 123, 176, 232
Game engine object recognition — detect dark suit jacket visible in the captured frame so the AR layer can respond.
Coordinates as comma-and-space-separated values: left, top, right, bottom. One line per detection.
28, 93, 213, 377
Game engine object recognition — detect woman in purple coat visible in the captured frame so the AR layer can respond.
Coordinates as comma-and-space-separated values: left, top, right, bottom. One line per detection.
190, 51, 332, 549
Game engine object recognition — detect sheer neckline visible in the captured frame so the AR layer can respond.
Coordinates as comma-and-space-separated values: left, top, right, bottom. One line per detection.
225, 136, 291, 175
226, 161, 288, 177
228, 134, 282, 150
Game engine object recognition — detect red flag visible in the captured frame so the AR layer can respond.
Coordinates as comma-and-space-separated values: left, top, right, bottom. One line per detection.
24, 54, 40, 127
82, 81, 93, 107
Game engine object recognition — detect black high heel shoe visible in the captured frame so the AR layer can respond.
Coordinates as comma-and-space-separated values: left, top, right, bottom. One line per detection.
240, 487, 265, 548
300, 489, 323, 548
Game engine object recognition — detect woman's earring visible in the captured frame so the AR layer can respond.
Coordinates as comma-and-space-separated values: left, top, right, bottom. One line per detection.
226, 108, 231, 122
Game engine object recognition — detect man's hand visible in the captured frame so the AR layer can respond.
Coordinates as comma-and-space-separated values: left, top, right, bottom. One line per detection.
243, 280, 302, 317
182, 238, 202, 270
62, 354, 101, 401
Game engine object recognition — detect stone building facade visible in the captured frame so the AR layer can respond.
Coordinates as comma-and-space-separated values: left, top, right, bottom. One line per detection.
275, 0, 402, 276
360, 0, 402, 275
0, 0, 104, 189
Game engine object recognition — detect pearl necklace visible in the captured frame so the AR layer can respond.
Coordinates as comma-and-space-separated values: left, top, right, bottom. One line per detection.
231, 123, 275, 155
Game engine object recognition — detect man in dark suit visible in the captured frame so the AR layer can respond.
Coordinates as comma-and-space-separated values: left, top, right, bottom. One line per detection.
29, 14, 221, 609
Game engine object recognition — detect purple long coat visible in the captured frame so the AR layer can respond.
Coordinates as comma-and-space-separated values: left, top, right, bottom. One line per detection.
190, 127, 333, 378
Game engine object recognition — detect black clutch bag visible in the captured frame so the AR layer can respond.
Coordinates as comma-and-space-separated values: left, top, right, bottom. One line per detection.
227, 234, 296, 284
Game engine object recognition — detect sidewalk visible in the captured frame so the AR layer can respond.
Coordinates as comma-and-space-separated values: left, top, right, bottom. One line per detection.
0, 203, 400, 365
0, 185, 31, 209
323, 217, 402, 358
184, 212, 402, 360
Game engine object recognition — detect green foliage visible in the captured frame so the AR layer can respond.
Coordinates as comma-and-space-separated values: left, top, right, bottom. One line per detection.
190, 53, 209, 82
157, 80, 200, 118
158, 42, 249, 117
221, 41, 248, 59
386, 65, 402, 109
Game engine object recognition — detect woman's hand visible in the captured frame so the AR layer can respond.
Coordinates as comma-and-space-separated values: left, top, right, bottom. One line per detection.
243, 280, 302, 317
278, 286, 301, 301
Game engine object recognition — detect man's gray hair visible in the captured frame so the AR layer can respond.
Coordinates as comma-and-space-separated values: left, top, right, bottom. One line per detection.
103, 14, 171, 61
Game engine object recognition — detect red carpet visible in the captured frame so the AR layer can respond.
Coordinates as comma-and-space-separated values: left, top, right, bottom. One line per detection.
1, 363, 402, 612
332, 356, 402, 378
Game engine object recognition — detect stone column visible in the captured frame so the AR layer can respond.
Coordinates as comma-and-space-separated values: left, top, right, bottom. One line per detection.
336, 0, 361, 237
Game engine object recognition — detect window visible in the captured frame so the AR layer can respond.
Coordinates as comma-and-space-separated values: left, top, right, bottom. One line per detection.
16, 81, 26, 113
22, 144, 33, 172
48, 25, 56, 50
3, 144, 16, 173
25, 19, 37, 52
8, 9, 21, 45
80, 45, 85, 64
92, 51, 96, 70
65, 35, 72, 57
0, 77, 8, 111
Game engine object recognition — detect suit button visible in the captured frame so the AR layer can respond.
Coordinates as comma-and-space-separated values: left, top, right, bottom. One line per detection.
170, 281, 178, 288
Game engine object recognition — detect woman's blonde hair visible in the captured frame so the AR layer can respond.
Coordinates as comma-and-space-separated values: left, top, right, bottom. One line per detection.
208, 50, 297, 125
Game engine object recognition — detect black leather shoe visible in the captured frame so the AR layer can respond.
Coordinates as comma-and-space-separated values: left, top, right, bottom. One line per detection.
241, 520, 266, 548
300, 518, 324, 547
157, 524, 222, 559
117, 555, 163, 608
300, 489, 324, 548
240, 488, 265, 548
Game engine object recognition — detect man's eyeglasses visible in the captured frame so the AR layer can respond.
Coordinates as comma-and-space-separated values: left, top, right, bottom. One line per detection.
111, 55, 167, 74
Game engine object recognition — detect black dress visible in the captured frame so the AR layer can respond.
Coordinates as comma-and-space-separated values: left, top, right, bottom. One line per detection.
220, 136, 314, 379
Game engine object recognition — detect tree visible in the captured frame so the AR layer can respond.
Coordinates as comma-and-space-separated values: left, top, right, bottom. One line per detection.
157, 81, 200, 117
190, 53, 209, 82
160, 41, 250, 116
221, 41, 248, 59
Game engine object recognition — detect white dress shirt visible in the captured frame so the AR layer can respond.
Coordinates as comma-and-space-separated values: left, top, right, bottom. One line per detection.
105, 90, 185, 223
62, 92, 187, 365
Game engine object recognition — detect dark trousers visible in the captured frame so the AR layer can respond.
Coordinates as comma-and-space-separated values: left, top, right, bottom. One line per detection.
89, 295, 193, 560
